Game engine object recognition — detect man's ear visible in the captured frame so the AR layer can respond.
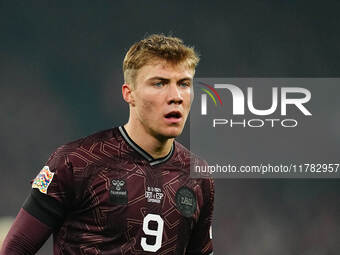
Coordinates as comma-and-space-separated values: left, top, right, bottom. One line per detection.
122, 83, 135, 106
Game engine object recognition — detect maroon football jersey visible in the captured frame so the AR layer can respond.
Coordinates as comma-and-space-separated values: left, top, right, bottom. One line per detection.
28, 126, 214, 254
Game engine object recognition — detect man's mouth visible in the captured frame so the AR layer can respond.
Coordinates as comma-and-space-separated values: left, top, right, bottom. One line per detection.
164, 111, 182, 119
164, 111, 183, 123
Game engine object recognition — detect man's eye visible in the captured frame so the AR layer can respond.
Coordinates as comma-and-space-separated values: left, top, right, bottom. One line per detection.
180, 82, 190, 88
154, 81, 164, 87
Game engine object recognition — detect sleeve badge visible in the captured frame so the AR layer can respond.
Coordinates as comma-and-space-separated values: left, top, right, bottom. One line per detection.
32, 166, 54, 194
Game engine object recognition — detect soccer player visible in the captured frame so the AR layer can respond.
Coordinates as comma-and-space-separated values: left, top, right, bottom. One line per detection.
1, 34, 214, 254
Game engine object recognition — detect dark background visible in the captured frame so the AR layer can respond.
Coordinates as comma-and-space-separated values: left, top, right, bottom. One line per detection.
0, 1, 339, 254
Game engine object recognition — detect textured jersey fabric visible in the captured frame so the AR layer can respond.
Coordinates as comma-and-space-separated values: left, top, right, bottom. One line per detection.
25, 126, 214, 255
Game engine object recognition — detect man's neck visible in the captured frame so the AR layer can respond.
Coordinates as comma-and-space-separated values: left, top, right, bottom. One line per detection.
124, 123, 174, 159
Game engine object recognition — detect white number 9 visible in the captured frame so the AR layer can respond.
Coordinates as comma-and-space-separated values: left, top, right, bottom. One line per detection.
141, 214, 164, 252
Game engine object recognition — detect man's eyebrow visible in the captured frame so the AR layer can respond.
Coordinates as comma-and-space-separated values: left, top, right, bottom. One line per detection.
147, 77, 169, 81
147, 76, 193, 82
178, 78, 193, 82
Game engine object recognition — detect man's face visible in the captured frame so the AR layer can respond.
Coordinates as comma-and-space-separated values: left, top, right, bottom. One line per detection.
129, 59, 194, 140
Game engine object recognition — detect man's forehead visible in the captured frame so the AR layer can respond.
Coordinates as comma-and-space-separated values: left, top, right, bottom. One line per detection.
138, 59, 194, 80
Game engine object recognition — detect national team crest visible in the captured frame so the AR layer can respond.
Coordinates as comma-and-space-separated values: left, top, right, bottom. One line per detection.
175, 186, 197, 217
32, 166, 54, 194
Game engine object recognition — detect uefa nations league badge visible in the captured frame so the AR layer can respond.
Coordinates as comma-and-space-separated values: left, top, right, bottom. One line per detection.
175, 186, 197, 217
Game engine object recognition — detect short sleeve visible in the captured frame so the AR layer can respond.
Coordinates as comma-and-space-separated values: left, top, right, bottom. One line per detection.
23, 150, 74, 228
35, 152, 74, 205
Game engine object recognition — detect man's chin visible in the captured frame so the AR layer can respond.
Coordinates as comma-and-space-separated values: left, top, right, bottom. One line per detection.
160, 127, 183, 139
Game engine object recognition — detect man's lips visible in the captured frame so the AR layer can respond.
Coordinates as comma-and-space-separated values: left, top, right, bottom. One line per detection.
164, 111, 182, 119
164, 111, 183, 123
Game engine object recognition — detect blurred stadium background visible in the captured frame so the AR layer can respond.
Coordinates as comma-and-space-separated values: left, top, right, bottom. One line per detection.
1, 1, 340, 254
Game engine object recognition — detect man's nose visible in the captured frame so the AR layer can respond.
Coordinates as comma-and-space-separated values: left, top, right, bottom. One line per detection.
167, 83, 183, 104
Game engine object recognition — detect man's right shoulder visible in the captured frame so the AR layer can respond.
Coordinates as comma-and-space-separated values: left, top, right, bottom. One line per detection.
48, 127, 122, 167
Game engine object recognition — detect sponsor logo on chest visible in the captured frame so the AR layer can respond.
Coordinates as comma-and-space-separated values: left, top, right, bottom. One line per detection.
110, 179, 128, 205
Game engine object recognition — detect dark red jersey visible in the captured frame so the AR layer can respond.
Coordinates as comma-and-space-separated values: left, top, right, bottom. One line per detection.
24, 126, 214, 255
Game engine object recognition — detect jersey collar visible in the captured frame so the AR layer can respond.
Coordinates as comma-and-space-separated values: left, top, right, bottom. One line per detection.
118, 126, 174, 166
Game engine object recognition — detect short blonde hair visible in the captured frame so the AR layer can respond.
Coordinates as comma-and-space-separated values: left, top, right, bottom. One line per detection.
123, 34, 200, 87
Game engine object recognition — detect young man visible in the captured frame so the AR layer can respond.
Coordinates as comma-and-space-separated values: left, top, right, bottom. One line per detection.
1, 34, 214, 255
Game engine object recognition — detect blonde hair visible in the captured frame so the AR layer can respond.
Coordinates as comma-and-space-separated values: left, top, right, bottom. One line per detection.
123, 34, 199, 88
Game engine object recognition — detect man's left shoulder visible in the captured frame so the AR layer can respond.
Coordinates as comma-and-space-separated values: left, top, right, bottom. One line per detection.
173, 141, 211, 179
174, 141, 206, 164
